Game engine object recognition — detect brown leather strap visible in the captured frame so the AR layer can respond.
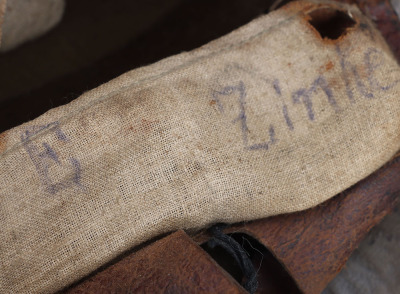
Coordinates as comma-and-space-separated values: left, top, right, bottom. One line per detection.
64, 230, 247, 294
62, 1, 400, 293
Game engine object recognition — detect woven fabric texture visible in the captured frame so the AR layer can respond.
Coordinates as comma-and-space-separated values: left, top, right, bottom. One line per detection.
1, 1, 400, 293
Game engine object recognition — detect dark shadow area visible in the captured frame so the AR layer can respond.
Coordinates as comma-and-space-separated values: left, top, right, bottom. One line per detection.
308, 8, 356, 40
202, 233, 301, 294
0, 0, 278, 133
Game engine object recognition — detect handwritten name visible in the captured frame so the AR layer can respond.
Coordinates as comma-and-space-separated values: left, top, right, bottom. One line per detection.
211, 46, 399, 151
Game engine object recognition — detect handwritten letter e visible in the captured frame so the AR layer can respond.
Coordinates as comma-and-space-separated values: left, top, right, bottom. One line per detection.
21, 122, 83, 194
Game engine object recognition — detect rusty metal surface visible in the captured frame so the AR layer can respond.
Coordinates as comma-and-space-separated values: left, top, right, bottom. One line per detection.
65, 230, 246, 294
220, 154, 400, 294
337, 0, 400, 59
226, 2, 400, 292
64, 153, 400, 294
56, 1, 400, 293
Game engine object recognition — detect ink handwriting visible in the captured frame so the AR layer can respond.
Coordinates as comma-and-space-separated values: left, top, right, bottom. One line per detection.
212, 81, 276, 150
212, 46, 399, 151
21, 122, 83, 194
292, 76, 337, 121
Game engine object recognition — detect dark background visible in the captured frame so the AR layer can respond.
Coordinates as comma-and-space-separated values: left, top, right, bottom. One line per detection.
0, 0, 288, 133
